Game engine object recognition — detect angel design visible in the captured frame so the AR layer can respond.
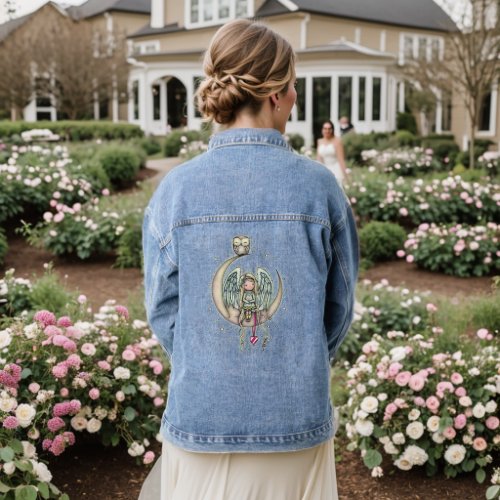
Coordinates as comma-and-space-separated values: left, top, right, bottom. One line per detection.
212, 236, 283, 350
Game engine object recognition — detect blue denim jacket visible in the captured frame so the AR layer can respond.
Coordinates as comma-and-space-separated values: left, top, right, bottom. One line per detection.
143, 128, 359, 453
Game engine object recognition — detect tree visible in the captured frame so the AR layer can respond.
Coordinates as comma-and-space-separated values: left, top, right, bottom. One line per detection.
5, 0, 17, 19
402, 0, 500, 168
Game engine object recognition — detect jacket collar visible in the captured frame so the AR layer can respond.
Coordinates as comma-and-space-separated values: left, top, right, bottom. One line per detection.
208, 128, 293, 151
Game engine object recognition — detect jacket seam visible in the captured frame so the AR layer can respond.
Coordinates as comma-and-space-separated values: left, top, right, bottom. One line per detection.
209, 141, 292, 152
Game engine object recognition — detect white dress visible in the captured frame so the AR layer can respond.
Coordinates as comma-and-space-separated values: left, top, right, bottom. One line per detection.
317, 142, 344, 184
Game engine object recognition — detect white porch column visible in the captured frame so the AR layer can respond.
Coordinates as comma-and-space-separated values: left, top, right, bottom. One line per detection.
435, 93, 443, 134
398, 81, 405, 113
151, 0, 164, 28
160, 79, 168, 131
93, 90, 100, 120
305, 75, 313, 147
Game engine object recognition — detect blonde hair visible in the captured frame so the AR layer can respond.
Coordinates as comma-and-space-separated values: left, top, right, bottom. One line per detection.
196, 19, 295, 125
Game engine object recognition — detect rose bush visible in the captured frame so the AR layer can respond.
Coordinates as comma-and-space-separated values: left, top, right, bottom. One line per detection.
344, 327, 499, 484
399, 222, 499, 277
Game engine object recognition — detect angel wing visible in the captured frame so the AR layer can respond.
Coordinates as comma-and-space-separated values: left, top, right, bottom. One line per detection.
256, 268, 273, 310
223, 267, 241, 310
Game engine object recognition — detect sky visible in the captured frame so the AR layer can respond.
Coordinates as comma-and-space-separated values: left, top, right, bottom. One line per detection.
0, 0, 467, 25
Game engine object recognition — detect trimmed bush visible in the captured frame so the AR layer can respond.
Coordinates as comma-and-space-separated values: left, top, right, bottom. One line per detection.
96, 146, 142, 188
164, 130, 209, 157
0, 228, 8, 267
421, 137, 459, 163
115, 214, 143, 269
0, 121, 144, 141
393, 130, 418, 147
396, 112, 418, 135
343, 132, 391, 164
285, 133, 305, 151
359, 221, 407, 263
136, 136, 162, 156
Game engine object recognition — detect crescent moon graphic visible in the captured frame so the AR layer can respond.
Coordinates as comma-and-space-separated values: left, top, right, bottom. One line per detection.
212, 255, 284, 326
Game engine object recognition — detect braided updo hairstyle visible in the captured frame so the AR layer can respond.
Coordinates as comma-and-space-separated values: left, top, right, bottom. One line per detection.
196, 19, 295, 125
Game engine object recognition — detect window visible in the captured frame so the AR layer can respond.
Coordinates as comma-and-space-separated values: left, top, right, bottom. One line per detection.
152, 84, 161, 120
132, 81, 139, 120
338, 77, 352, 121
358, 77, 366, 121
295, 78, 306, 121
312, 77, 331, 140
372, 77, 382, 121
404, 35, 413, 60
441, 90, 452, 132
188, 0, 250, 26
430, 38, 440, 61
401, 34, 443, 63
479, 91, 492, 132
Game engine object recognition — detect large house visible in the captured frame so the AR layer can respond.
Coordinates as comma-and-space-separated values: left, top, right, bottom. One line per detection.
126, 0, 470, 146
0, 0, 150, 121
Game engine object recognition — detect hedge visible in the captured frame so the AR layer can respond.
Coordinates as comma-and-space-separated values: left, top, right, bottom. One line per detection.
0, 121, 144, 141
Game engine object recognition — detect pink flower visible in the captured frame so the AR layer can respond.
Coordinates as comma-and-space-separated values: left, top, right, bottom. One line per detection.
395, 371, 412, 387
49, 434, 66, 456
443, 426, 456, 439
68, 400, 81, 415
149, 360, 163, 375
81, 343, 96, 356
63, 432, 75, 446
34, 310, 57, 328
44, 325, 62, 337
472, 437, 487, 452
47, 417, 65, 433
455, 387, 467, 397
97, 360, 111, 371
42, 439, 52, 451
414, 397, 426, 407
450, 373, 463, 385
2, 416, 19, 429
406, 255, 415, 263
408, 375, 425, 392
102, 188, 110, 196
426, 396, 440, 413
143, 451, 155, 465
53, 212, 65, 223
115, 305, 129, 320
53, 402, 71, 417
385, 403, 398, 415
53, 334, 70, 347
63, 340, 77, 352
485, 417, 499, 430
89, 388, 100, 400
396, 250, 405, 258
66, 326, 84, 339
153, 397, 164, 407
57, 316, 73, 328
77, 295, 87, 304
426, 303, 438, 313
52, 364, 68, 379
388, 362, 402, 378
65, 354, 81, 368
454, 414, 467, 430
60, 388, 69, 397
28, 383, 40, 394
437, 381, 454, 397
476, 328, 489, 339
399, 207, 409, 217
122, 349, 136, 362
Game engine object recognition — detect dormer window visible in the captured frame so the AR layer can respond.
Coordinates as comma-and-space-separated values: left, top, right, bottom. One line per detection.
187, 0, 253, 27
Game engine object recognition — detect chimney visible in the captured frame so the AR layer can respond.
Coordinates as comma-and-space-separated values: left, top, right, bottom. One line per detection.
151, 0, 164, 28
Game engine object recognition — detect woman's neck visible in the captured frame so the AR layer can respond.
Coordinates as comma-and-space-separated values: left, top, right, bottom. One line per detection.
228, 102, 279, 131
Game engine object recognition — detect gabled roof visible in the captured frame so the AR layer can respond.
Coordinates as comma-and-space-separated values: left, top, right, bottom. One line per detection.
256, 0, 458, 32
67, 0, 150, 20
299, 39, 396, 58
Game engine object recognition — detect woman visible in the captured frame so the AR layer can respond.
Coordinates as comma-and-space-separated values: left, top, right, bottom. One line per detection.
317, 120, 349, 184
141, 19, 358, 500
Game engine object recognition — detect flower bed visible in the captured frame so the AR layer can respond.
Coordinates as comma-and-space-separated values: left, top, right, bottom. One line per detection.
0, 289, 168, 497
344, 328, 499, 484
399, 223, 500, 277
347, 175, 499, 227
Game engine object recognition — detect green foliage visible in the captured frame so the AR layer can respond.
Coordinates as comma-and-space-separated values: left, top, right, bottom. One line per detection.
135, 136, 162, 156
470, 292, 500, 333
0, 121, 144, 141
0, 228, 8, 267
342, 132, 390, 164
393, 130, 418, 147
115, 213, 143, 269
359, 222, 407, 263
420, 136, 459, 163
29, 267, 75, 316
285, 133, 305, 151
396, 112, 418, 135
164, 130, 210, 157
96, 146, 143, 189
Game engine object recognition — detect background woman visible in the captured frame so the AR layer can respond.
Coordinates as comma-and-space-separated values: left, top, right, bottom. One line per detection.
141, 19, 358, 500
317, 120, 349, 184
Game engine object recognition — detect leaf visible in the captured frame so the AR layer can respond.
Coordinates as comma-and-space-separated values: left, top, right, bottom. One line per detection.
0, 447, 14, 462
60, 494, 70, 500
0, 481, 11, 493
363, 449, 383, 469
124, 406, 136, 422
486, 486, 500, 500
462, 459, 475, 472
476, 468, 486, 484
14, 460, 33, 472
37, 483, 50, 499
14, 485, 37, 500
9, 440, 23, 454
111, 434, 120, 447
123, 384, 137, 395
20, 368, 32, 379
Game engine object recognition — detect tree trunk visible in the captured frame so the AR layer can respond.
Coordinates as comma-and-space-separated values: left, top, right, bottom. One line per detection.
10, 106, 17, 121
469, 131, 475, 170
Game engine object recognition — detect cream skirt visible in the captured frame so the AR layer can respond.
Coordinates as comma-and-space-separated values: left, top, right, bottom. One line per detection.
139, 438, 339, 500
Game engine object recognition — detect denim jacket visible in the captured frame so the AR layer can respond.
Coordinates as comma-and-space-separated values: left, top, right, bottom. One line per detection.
143, 128, 359, 453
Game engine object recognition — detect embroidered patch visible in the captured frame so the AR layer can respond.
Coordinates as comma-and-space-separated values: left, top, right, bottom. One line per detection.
212, 236, 283, 351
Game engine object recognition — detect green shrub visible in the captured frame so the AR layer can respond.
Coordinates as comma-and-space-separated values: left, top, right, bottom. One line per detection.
115, 214, 143, 269
96, 145, 142, 188
393, 130, 418, 147
471, 292, 500, 333
343, 132, 390, 164
421, 137, 459, 162
81, 159, 111, 192
29, 266, 75, 316
0, 120, 144, 141
136, 136, 162, 156
359, 221, 407, 262
0, 228, 7, 267
396, 112, 417, 135
164, 130, 207, 157
285, 133, 305, 151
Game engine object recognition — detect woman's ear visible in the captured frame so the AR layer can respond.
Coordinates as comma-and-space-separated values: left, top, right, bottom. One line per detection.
270, 93, 280, 109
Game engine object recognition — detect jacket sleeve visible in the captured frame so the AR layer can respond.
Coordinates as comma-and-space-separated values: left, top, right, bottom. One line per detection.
324, 202, 359, 363
142, 206, 179, 360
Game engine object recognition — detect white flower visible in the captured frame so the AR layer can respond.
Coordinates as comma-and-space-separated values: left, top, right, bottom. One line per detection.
356, 384, 367, 395
379, 436, 390, 445
377, 393, 388, 401
444, 444, 466, 465
354, 419, 374, 437
404, 445, 428, 466
459, 396, 472, 407
15, 404, 36, 428
3, 462, 15, 475
70, 416, 88, 431
384, 442, 399, 454
427, 416, 440, 432
31, 461, 52, 482
128, 442, 145, 457
113, 367, 131, 380
0, 396, 17, 412
395, 457, 413, 471
86, 418, 102, 434
408, 409, 421, 421
28, 428, 40, 440
406, 422, 424, 440
469, 368, 480, 376
0, 329, 12, 349
360, 396, 379, 414
472, 403, 486, 418
389, 346, 407, 362
463, 435, 473, 445
432, 432, 445, 444
485, 401, 497, 413
371, 466, 383, 478
392, 433, 406, 445
22, 441, 37, 459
